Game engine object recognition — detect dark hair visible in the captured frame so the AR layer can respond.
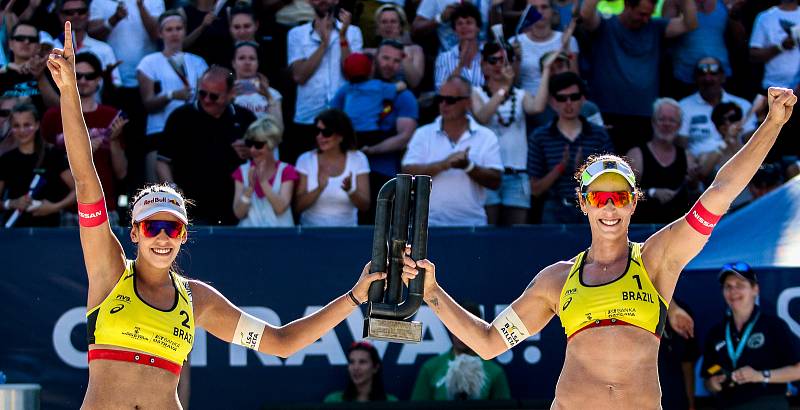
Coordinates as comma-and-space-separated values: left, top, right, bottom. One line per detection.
10, 103, 45, 170
481, 42, 515, 62
202, 65, 235, 91
314, 109, 356, 152
548, 72, 587, 96
75, 52, 102, 75
57, 0, 89, 11
11, 21, 39, 37
450, 2, 482, 30
624, 0, 655, 7
711, 102, 742, 128
341, 342, 389, 402
378, 39, 405, 53
751, 163, 783, 189
229, 4, 255, 21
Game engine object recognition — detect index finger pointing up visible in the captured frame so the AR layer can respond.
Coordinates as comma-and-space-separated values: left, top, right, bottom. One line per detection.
63, 21, 73, 54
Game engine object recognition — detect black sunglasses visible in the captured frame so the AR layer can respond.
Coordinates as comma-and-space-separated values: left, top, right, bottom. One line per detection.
76, 72, 100, 80
696, 63, 721, 75
553, 92, 582, 102
0, 109, 10, 118
11, 35, 39, 43
485, 56, 506, 65
723, 111, 742, 123
317, 127, 335, 137
244, 139, 266, 149
61, 7, 88, 15
198, 89, 221, 102
434, 95, 469, 105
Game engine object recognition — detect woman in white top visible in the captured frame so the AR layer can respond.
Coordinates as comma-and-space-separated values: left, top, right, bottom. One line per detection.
232, 115, 297, 227
137, 10, 208, 181
294, 109, 370, 227
472, 43, 548, 225
231, 42, 283, 128
511, 0, 579, 94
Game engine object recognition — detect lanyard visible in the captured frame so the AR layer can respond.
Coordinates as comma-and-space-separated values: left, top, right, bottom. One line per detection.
725, 311, 760, 369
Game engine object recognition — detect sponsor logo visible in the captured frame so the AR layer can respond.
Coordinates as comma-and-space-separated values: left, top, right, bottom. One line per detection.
122, 326, 149, 341
607, 307, 636, 318
239, 331, 259, 349
115, 294, 131, 303
78, 210, 103, 219
499, 322, 521, 347
143, 197, 181, 207
174, 327, 194, 344
714, 340, 726, 352
747, 333, 765, 349
691, 210, 716, 228
562, 297, 573, 311
153, 334, 180, 352
563, 288, 577, 296
110, 304, 125, 314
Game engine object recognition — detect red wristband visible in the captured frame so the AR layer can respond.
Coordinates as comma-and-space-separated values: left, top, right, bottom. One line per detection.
78, 198, 108, 227
555, 163, 566, 174
685, 200, 721, 235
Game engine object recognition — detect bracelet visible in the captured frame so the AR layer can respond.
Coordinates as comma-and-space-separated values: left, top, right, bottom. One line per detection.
464, 161, 475, 173
347, 290, 362, 306
3, 199, 10, 210
167, 90, 174, 100
240, 194, 251, 204
555, 163, 566, 174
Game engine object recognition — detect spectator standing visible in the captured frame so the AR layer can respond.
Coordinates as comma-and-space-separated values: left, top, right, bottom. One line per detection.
370, 4, 424, 89
232, 116, 297, 227
412, 0, 498, 52
402, 76, 502, 227
750, 0, 800, 89
701, 102, 753, 210
663, 0, 730, 99
511, 0, 579, 96
156, 67, 256, 225
225, 5, 277, 83
627, 98, 693, 225
324, 341, 398, 403
702, 263, 800, 410
434, 2, 486, 89
181, 0, 232, 67
286, 0, 362, 165
0, 104, 75, 227
0, 22, 59, 110
411, 302, 511, 400
580, 0, 698, 153
40, 53, 128, 226
294, 109, 370, 227
137, 10, 208, 181
472, 43, 546, 225
231, 42, 283, 127
0, 96, 21, 156
527, 72, 613, 224
678, 57, 755, 159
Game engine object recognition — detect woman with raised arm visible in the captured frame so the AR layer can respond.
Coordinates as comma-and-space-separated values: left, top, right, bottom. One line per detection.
402, 87, 796, 409
47, 21, 386, 410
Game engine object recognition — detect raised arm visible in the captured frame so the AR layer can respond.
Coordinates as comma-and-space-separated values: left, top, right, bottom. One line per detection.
644, 88, 796, 298
580, 0, 602, 32
403, 255, 561, 360
46, 21, 126, 306
190, 263, 386, 358
665, 0, 698, 38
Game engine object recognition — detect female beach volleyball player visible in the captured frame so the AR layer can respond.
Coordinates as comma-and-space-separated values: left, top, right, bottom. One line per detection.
47, 22, 386, 409
402, 88, 796, 409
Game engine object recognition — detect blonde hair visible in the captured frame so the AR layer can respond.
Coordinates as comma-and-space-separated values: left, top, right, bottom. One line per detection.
375, 4, 408, 31
244, 115, 283, 150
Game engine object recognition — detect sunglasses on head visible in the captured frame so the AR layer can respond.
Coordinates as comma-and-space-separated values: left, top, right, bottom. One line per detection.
198, 89, 221, 102
317, 127, 335, 137
434, 95, 469, 105
11, 35, 39, 43
244, 139, 266, 149
139, 220, 186, 239
76, 71, 100, 81
554, 92, 582, 103
61, 7, 88, 16
583, 191, 634, 208
722, 262, 751, 274
696, 63, 721, 75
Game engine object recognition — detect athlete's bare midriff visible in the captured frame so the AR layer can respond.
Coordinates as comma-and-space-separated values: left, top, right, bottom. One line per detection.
551, 326, 662, 410
82, 346, 181, 410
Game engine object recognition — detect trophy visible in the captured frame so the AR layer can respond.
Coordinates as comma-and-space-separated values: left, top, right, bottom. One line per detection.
363, 174, 431, 343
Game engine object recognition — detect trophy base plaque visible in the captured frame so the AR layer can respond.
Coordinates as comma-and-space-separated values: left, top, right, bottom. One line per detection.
363, 317, 422, 343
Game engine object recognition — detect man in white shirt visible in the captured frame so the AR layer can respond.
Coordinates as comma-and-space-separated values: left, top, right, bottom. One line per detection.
402, 76, 502, 226
679, 56, 756, 157
286, 0, 363, 164
750, 0, 800, 89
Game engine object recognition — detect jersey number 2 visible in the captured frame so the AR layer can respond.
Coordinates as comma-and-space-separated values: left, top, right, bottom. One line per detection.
179, 310, 191, 328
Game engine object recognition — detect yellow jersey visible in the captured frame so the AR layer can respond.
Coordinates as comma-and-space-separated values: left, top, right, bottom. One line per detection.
87, 260, 195, 365
558, 242, 668, 339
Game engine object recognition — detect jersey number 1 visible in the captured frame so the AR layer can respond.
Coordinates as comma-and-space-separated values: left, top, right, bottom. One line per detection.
632, 274, 643, 290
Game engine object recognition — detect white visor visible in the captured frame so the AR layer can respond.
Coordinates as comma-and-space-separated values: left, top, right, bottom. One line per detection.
580, 158, 636, 191
131, 190, 188, 224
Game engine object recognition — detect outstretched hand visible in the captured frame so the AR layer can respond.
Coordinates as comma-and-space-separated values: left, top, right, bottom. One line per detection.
350, 262, 387, 303
766, 87, 797, 126
46, 21, 76, 91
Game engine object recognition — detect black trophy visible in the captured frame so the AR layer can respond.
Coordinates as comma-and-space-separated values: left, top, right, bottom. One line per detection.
363, 174, 431, 343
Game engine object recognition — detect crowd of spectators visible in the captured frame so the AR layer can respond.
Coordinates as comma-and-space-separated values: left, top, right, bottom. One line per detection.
1, 0, 799, 229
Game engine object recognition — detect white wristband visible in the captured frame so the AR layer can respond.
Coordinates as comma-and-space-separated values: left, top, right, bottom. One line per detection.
240, 194, 251, 204
464, 161, 475, 173
493, 305, 531, 348
3, 199, 9, 210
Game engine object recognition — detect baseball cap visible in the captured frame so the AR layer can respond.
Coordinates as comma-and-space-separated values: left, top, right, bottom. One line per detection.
131, 189, 188, 225
718, 262, 757, 285
580, 156, 637, 192
343, 53, 372, 81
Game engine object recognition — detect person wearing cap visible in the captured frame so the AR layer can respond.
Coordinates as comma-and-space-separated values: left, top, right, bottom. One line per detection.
700, 262, 800, 410
400, 85, 798, 408
46, 21, 390, 409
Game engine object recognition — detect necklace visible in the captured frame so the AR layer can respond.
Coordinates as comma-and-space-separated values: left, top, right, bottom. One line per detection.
483, 86, 516, 127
